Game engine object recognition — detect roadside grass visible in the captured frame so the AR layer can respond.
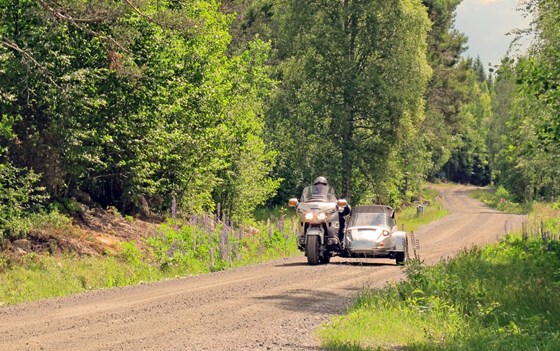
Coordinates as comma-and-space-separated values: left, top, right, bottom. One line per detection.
320, 193, 560, 351
0, 216, 299, 305
320, 234, 560, 350
398, 187, 448, 233
254, 204, 291, 222
469, 186, 532, 214
0, 254, 164, 304
470, 186, 560, 236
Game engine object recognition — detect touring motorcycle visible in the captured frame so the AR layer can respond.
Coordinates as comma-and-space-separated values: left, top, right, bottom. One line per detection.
288, 183, 349, 265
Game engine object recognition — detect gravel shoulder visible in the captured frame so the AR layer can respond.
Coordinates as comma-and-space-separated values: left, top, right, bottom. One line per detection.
0, 185, 526, 351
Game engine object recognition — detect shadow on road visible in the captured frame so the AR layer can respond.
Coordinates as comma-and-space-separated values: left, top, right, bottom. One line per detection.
329, 260, 395, 267
253, 288, 359, 315
275, 259, 396, 268
274, 261, 310, 267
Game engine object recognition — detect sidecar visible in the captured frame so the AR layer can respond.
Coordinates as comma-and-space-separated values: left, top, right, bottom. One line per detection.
343, 205, 408, 265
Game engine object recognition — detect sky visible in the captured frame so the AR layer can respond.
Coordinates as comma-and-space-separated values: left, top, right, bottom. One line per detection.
455, 0, 532, 68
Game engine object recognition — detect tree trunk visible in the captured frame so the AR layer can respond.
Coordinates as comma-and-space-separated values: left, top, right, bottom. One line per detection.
340, 0, 357, 201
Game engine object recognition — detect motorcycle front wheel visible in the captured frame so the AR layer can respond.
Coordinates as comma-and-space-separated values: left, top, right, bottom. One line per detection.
306, 235, 320, 265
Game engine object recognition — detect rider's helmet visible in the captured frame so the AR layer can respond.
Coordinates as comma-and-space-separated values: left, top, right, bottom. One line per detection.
313, 176, 328, 186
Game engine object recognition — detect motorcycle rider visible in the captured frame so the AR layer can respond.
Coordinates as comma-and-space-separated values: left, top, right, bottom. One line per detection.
308, 176, 350, 240
308, 176, 335, 199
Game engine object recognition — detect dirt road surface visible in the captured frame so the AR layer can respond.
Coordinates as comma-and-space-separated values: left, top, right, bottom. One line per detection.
0, 185, 525, 351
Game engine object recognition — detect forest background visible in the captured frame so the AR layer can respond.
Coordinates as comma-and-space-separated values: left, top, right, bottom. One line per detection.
0, 0, 559, 239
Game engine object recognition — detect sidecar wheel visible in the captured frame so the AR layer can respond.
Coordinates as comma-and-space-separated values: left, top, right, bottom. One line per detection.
396, 238, 408, 265
396, 251, 406, 265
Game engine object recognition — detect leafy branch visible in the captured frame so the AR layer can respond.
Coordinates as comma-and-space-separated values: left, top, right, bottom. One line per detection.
0, 37, 60, 88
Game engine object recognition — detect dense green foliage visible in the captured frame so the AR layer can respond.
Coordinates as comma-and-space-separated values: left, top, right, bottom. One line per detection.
0, 113, 45, 238
321, 233, 560, 350
488, 0, 560, 201
0, 0, 278, 229
0, 0, 501, 231
227, 0, 494, 207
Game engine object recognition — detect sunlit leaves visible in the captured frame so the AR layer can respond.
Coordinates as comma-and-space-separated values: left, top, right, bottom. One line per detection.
0, 0, 278, 218
267, 0, 431, 205
488, 0, 560, 201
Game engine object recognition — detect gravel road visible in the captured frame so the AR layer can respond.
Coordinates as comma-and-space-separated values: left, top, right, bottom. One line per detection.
0, 185, 525, 351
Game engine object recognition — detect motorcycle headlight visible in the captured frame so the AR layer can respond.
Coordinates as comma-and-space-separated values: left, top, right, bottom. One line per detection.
305, 212, 314, 220
382, 230, 390, 237
317, 212, 327, 220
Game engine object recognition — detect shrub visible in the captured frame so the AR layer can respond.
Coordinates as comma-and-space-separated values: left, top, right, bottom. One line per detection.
495, 185, 510, 201
119, 241, 143, 267
29, 211, 71, 231
0, 162, 46, 240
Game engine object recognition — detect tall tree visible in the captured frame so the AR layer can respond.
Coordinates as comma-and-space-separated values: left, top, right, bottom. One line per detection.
491, 60, 559, 201
420, 0, 493, 185
267, 0, 431, 205
421, 0, 468, 178
517, 0, 560, 143
488, 0, 560, 201
443, 59, 492, 185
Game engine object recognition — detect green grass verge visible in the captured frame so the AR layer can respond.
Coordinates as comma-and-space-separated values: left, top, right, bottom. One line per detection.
320, 206, 560, 350
469, 186, 532, 214
0, 254, 165, 304
0, 217, 299, 306
398, 187, 448, 233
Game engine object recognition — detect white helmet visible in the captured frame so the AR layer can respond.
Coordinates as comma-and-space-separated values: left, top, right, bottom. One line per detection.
313, 176, 328, 186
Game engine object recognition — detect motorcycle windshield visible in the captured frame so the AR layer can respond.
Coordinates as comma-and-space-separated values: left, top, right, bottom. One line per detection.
300, 184, 337, 203
348, 212, 388, 227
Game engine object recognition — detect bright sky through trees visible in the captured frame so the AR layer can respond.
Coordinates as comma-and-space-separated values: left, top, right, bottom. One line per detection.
455, 0, 532, 68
